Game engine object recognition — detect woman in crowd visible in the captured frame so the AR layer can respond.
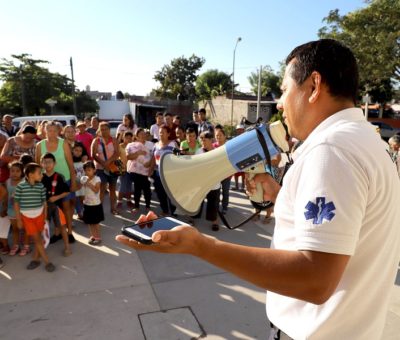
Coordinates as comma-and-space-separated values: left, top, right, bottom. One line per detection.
179, 127, 201, 155
35, 121, 77, 243
213, 127, 231, 214
91, 122, 120, 215
1, 125, 37, 162
116, 114, 137, 143
63, 125, 88, 161
150, 125, 176, 216
126, 129, 152, 213
63, 125, 89, 220
1, 125, 38, 184
195, 131, 221, 231
117, 131, 134, 209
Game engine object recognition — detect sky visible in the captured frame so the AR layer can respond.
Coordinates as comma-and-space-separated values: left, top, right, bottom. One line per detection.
0, 0, 368, 96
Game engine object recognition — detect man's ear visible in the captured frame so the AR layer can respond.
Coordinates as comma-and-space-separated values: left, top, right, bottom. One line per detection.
309, 71, 322, 104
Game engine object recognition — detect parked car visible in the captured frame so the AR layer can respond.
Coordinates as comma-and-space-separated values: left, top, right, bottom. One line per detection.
370, 121, 400, 140
12, 115, 77, 128
108, 120, 122, 138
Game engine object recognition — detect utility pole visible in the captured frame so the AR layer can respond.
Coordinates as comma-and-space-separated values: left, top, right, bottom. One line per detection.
256, 65, 262, 120
230, 37, 242, 137
70, 57, 78, 116
19, 65, 28, 116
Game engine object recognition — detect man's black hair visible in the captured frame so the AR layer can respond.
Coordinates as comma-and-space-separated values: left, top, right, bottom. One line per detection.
199, 108, 206, 114
156, 112, 164, 117
164, 112, 172, 117
41, 152, 56, 162
285, 39, 359, 104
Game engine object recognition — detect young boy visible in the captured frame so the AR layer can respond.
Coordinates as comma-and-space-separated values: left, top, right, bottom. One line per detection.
41, 153, 71, 256
14, 163, 55, 272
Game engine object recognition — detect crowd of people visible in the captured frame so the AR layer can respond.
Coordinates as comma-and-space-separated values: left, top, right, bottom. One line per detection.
0, 109, 253, 272
1, 101, 399, 275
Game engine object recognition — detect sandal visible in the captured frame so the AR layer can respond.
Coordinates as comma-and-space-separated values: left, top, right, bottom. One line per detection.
111, 209, 119, 215
63, 249, 72, 257
211, 224, 220, 231
91, 239, 102, 246
9, 245, 20, 256
19, 245, 30, 257
27, 260, 41, 270
45, 262, 56, 272
263, 216, 272, 224
0, 246, 10, 255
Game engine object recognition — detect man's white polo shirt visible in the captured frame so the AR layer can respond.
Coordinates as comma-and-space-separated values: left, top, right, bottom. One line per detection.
267, 108, 400, 339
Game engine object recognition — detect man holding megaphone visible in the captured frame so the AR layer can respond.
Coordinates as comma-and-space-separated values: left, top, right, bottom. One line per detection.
117, 39, 400, 339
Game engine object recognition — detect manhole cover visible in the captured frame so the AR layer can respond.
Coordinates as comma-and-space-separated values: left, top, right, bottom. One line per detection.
139, 306, 205, 340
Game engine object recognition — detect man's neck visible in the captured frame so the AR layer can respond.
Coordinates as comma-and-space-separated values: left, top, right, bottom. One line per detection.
45, 171, 55, 177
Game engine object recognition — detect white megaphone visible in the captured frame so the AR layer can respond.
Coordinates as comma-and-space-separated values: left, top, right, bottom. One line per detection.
160, 121, 289, 216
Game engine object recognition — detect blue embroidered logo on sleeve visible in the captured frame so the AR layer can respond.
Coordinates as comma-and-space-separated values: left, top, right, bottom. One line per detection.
304, 197, 336, 225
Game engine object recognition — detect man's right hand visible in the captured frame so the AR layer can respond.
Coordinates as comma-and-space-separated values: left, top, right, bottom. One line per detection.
245, 173, 281, 203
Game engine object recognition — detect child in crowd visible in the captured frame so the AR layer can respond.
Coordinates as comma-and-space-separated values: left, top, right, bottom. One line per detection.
41, 153, 71, 256
117, 131, 134, 209
72, 143, 86, 219
195, 131, 220, 231
14, 163, 55, 272
20, 153, 34, 168
81, 161, 104, 245
2, 162, 27, 256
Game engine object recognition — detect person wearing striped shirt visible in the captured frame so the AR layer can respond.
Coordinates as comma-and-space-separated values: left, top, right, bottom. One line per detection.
14, 163, 55, 272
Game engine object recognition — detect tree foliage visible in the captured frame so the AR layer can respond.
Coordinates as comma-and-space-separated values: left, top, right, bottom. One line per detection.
318, 0, 400, 102
247, 66, 282, 99
153, 54, 205, 101
0, 54, 98, 116
195, 69, 233, 101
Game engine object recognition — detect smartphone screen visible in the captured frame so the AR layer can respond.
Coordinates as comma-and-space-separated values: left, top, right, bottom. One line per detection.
121, 217, 188, 244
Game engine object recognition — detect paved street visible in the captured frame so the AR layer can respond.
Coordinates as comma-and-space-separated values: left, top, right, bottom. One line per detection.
0, 187, 399, 339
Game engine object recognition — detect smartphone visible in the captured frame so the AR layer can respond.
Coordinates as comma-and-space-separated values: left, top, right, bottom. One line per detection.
121, 216, 188, 244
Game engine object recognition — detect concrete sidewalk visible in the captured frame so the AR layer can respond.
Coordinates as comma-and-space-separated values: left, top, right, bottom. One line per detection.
0, 189, 399, 339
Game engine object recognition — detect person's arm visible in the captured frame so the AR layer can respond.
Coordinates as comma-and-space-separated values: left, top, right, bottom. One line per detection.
48, 192, 69, 203
0, 185, 7, 217
0, 139, 20, 163
106, 138, 120, 163
117, 226, 349, 305
35, 142, 42, 164
13, 186, 23, 229
126, 149, 147, 161
63, 141, 77, 191
85, 179, 100, 193
91, 138, 106, 167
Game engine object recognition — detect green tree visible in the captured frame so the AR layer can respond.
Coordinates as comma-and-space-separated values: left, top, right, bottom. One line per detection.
318, 0, 400, 102
0, 54, 98, 116
195, 69, 233, 101
248, 66, 282, 99
153, 54, 205, 100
